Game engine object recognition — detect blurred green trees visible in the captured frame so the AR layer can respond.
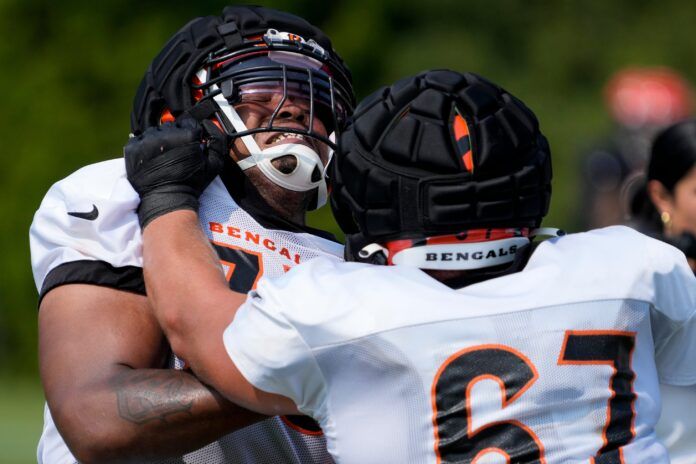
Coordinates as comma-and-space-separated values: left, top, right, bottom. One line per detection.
2, 0, 696, 377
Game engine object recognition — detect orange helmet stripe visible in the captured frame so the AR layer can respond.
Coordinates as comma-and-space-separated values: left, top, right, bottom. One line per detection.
453, 113, 474, 173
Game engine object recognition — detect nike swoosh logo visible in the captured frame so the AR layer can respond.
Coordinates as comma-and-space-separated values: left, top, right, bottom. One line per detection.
68, 204, 99, 220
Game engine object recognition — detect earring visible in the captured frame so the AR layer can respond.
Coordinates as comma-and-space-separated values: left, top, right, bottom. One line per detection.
661, 211, 672, 227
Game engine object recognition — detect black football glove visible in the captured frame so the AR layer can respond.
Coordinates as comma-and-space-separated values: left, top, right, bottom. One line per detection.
125, 117, 227, 228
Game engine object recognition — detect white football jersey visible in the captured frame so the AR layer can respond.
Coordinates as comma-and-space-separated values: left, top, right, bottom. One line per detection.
225, 226, 696, 464
30, 158, 342, 464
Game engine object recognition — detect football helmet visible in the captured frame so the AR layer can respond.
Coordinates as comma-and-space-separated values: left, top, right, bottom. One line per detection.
131, 6, 355, 209
331, 70, 553, 269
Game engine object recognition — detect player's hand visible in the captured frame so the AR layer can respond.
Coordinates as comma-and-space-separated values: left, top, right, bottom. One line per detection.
125, 117, 227, 228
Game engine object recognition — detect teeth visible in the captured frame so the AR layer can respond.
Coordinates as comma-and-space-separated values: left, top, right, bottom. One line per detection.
271, 132, 306, 144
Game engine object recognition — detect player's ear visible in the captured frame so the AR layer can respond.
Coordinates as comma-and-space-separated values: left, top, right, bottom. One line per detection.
647, 179, 674, 214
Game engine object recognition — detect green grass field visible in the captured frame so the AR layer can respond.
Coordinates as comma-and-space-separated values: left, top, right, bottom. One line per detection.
0, 378, 44, 464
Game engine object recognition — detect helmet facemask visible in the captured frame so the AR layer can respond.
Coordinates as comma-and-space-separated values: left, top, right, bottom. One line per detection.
192, 29, 352, 209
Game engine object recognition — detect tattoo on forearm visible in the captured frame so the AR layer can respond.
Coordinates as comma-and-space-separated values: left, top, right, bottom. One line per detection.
111, 370, 199, 424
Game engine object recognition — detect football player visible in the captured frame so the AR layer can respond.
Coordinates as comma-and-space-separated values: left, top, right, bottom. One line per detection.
30, 6, 353, 464
130, 70, 696, 463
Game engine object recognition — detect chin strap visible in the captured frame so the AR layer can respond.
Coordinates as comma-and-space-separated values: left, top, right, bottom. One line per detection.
356, 227, 565, 270
210, 84, 328, 208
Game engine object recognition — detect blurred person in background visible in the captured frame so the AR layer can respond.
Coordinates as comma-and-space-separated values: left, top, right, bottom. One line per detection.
30, 5, 354, 464
581, 67, 693, 229
627, 118, 696, 270
627, 118, 696, 464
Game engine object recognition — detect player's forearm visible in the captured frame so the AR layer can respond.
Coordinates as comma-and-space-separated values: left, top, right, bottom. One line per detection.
141, 211, 281, 414
54, 366, 264, 463
142, 210, 246, 365
143, 209, 226, 346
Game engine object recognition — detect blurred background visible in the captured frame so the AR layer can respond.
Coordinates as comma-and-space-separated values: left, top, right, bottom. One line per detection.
2, 0, 696, 461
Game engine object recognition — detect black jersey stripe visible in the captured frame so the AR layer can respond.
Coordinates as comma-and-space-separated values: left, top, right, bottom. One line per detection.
39, 260, 145, 306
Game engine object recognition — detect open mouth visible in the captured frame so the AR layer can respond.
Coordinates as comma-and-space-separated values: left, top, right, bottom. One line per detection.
261, 131, 322, 157
261, 131, 324, 175
266, 132, 309, 145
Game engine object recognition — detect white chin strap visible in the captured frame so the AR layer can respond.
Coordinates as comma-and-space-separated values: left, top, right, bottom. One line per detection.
212, 88, 328, 208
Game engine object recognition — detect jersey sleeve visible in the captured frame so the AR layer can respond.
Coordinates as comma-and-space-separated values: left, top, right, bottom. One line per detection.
29, 159, 145, 302
222, 272, 327, 418
647, 237, 696, 385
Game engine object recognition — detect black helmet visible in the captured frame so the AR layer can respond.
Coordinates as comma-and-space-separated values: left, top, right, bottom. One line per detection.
331, 70, 552, 268
131, 6, 355, 208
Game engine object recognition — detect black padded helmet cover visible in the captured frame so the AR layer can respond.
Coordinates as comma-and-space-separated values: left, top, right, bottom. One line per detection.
130, 5, 352, 134
331, 70, 552, 251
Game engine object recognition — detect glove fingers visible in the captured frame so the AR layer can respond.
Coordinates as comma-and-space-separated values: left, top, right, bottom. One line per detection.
207, 151, 226, 175
125, 116, 227, 228
130, 122, 202, 155
200, 119, 228, 173
200, 119, 226, 145
175, 114, 201, 131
